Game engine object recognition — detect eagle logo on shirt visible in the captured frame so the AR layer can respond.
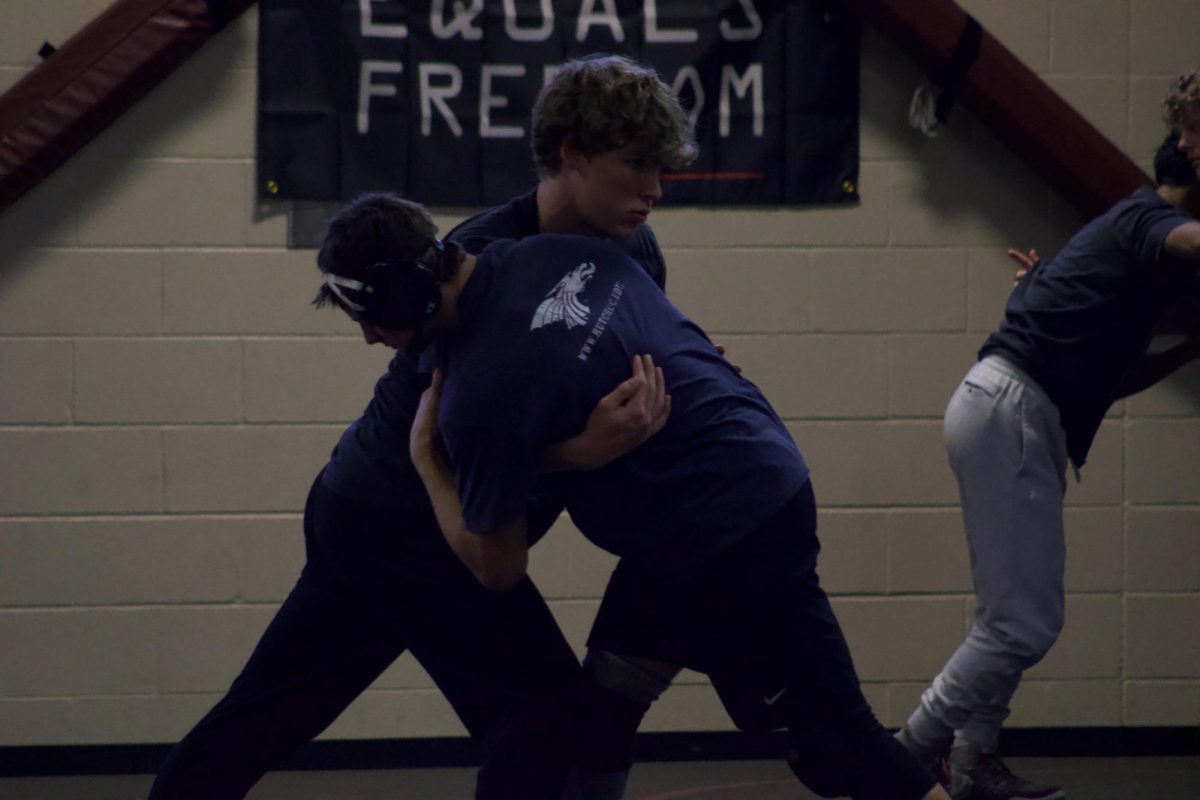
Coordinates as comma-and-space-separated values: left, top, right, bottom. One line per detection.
530, 261, 596, 331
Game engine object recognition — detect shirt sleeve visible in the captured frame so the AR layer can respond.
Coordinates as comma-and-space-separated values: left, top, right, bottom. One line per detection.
442, 421, 543, 535
443, 208, 497, 254
440, 369, 570, 535
449, 230, 500, 256
1117, 197, 1197, 268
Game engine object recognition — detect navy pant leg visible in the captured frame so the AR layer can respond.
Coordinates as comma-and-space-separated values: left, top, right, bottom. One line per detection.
312, 478, 581, 799
148, 569, 407, 800
587, 483, 934, 800
152, 476, 579, 800
406, 574, 580, 800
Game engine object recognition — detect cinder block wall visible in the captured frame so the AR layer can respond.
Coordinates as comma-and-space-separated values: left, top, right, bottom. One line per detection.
1, 1, 1197, 746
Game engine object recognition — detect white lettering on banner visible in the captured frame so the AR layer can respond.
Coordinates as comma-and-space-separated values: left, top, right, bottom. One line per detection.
671, 66, 704, 129
721, 0, 762, 41
419, 63, 464, 136
350, 4, 772, 140
504, 0, 554, 42
576, 0, 624, 43
719, 63, 763, 137
359, 61, 768, 140
360, 0, 407, 39
480, 65, 527, 138
358, 60, 403, 134
645, 0, 698, 43
361, 1, 762, 45
431, 0, 483, 40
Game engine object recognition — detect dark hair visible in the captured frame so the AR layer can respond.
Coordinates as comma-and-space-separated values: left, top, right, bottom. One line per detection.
313, 192, 462, 317
1154, 132, 1197, 187
531, 54, 697, 177
315, 193, 435, 288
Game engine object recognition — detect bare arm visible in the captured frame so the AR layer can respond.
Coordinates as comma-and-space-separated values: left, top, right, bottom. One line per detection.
1119, 219, 1200, 394
410, 370, 529, 592
1165, 220, 1200, 261
539, 354, 670, 472
1115, 333, 1200, 398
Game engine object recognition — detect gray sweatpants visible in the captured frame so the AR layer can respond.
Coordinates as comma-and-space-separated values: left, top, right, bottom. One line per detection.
906, 355, 1069, 753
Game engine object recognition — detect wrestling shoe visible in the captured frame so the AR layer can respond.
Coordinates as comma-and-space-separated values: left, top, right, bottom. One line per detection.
948, 743, 1064, 800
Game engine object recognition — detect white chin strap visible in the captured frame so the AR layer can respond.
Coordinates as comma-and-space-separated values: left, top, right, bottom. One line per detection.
325, 272, 370, 312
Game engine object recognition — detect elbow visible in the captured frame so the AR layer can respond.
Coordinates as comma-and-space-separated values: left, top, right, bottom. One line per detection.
456, 521, 529, 592
472, 547, 529, 593
474, 563, 526, 592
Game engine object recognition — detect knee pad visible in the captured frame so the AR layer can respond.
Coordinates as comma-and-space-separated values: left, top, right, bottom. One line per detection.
583, 648, 672, 706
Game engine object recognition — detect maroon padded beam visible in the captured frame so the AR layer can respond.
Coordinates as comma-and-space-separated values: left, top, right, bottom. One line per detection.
0, 0, 255, 212
841, 0, 1150, 220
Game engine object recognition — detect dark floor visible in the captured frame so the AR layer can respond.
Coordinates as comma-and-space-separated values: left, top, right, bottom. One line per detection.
1, 757, 1197, 799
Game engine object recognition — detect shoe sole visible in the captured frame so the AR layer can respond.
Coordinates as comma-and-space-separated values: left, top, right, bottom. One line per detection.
952, 785, 1065, 800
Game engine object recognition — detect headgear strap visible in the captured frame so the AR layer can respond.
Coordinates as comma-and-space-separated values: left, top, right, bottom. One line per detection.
324, 273, 370, 312
324, 238, 444, 327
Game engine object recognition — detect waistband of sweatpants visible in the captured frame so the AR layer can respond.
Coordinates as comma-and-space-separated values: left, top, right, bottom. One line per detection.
977, 353, 1053, 405
978, 354, 1077, 479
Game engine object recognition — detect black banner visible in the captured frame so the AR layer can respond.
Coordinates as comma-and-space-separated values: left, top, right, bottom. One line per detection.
257, 1, 859, 206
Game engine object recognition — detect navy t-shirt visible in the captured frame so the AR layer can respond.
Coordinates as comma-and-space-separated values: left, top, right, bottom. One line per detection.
445, 187, 667, 290
439, 234, 809, 575
981, 186, 1198, 466
321, 188, 667, 511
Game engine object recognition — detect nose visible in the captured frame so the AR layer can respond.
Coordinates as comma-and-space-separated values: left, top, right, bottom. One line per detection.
642, 171, 663, 206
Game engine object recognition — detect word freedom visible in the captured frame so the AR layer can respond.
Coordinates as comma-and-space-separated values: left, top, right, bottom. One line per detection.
355, 0, 768, 139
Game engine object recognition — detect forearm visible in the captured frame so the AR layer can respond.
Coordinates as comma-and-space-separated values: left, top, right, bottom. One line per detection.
413, 451, 480, 572
413, 450, 530, 591
539, 436, 601, 473
538, 441, 577, 473
1116, 338, 1200, 398
537, 355, 671, 474
408, 370, 529, 590
1164, 221, 1200, 261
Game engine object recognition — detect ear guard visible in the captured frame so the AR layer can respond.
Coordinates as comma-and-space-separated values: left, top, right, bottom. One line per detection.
325, 240, 445, 329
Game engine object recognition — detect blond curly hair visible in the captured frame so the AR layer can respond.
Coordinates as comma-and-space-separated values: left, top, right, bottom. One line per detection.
1163, 68, 1200, 129
532, 54, 698, 177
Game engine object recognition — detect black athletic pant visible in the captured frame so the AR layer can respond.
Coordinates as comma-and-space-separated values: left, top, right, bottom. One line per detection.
587, 481, 935, 800
149, 474, 579, 800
